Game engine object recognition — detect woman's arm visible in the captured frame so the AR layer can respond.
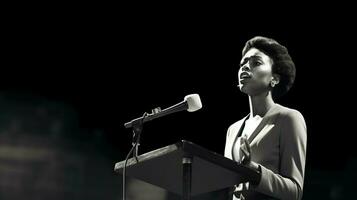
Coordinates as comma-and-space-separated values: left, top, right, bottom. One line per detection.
252, 110, 307, 200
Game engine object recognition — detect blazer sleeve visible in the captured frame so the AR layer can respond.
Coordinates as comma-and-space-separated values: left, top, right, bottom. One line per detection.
253, 110, 307, 200
224, 125, 233, 158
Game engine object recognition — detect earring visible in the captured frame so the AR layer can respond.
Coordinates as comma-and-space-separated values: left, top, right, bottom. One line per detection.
270, 81, 276, 88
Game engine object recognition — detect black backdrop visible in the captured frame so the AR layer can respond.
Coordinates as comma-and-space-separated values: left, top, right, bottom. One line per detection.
2, 5, 355, 199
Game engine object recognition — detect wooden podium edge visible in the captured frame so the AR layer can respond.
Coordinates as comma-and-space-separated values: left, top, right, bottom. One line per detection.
114, 140, 258, 181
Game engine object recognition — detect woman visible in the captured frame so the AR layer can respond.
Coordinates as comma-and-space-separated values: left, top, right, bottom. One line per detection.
224, 36, 307, 200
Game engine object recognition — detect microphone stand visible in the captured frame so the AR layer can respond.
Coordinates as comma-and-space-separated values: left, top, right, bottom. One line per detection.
131, 114, 145, 161
122, 112, 147, 200
123, 108, 160, 200
129, 107, 162, 159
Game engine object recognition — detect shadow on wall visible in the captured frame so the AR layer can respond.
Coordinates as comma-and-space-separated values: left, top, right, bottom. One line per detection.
0, 92, 122, 200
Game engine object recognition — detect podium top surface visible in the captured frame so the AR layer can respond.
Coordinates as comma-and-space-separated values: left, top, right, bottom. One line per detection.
115, 140, 258, 196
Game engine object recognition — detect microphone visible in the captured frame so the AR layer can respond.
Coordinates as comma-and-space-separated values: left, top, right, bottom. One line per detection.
124, 94, 202, 129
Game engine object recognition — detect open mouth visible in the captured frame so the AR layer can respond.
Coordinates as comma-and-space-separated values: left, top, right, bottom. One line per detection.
240, 72, 251, 79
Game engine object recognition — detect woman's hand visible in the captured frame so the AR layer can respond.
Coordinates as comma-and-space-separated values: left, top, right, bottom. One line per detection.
240, 135, 251, 165
240, 135, 261, 185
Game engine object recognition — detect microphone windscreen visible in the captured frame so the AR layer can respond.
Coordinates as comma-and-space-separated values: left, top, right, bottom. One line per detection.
184, 94, 202, 112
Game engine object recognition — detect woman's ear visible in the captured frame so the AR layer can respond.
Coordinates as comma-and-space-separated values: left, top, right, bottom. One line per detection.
270, 74, 280, 87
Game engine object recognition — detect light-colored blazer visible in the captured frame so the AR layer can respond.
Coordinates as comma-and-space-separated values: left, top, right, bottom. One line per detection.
224, 104, 307, 200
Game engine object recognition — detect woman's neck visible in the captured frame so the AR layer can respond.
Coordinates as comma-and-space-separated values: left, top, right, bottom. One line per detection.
248, 91, 275, 118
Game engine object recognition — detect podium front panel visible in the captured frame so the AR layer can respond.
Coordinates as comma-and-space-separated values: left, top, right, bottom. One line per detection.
115, 141, 253, 196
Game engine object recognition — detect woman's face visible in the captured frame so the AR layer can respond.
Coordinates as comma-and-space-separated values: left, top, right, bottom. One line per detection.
238, 48, 275, 96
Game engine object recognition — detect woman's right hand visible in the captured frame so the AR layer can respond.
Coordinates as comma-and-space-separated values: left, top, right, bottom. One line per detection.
240, 135, 262, 185
240, 135, 251, 165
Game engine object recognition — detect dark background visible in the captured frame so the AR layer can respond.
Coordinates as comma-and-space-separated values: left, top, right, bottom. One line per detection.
1, 5, 355, 199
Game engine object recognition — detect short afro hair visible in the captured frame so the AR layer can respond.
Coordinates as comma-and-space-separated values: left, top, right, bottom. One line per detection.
242, 36, 296, 99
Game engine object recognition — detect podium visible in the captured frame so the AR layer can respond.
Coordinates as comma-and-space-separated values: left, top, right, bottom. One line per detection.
114, 140, 259, 200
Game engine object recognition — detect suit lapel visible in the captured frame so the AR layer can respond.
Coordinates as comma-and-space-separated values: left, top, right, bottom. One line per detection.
227, 115, 249, 159
248, 104, 280, 144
